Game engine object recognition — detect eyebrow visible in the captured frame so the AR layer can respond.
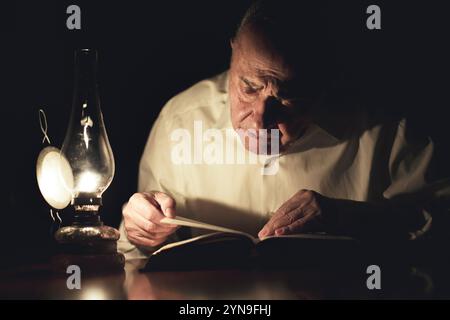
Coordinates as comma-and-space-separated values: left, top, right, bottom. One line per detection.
240, 76, 263, 89
239, 75, 303, 101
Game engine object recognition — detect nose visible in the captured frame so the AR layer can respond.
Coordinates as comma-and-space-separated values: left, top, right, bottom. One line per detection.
252, 96, 281, 130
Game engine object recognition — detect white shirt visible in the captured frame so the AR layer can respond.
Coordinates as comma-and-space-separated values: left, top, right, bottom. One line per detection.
118, 71, 445, 259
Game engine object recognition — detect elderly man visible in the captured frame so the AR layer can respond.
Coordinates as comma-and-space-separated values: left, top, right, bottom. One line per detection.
118, 1, 447, 259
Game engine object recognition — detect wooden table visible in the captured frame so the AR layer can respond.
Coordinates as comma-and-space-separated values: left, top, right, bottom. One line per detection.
0, 257, 446, 299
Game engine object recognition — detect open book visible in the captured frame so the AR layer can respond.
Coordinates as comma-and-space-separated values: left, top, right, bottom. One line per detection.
142, 216, 356, 271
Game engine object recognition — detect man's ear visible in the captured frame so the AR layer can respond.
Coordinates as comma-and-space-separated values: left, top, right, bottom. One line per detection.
230, 38, 235, 49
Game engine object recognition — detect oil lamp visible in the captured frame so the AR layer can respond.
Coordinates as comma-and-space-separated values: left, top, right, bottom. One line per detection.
54, 48, 122, 260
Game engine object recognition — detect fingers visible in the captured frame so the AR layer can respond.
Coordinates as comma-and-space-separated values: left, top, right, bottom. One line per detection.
124, 205, 175, 234
151, 192, 176, 218
126, 232, 167, 248
275, 190, 314, 217
275, 207, 319, 235
129, 192, 177, 224
280, 206, 323, 235
124, 217, 170, 240
258, 190, 321, 239
275, 217, 308, 236
258, 204, 307, 238
258, 206, 304, 239
129, 193, 165, 223
123, 192, 179, 248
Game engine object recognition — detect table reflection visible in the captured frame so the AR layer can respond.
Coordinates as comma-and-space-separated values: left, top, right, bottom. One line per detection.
122, 259, 439, 299
0, 258, 440, 299
123, 260, 360, 299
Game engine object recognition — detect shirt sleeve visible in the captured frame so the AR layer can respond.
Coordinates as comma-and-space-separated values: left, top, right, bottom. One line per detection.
118, 100, 187, 259
383, 119, 450, 239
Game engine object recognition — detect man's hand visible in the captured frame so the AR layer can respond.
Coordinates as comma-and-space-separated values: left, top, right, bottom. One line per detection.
258, 190, 326, 239
123, 192, 179, 247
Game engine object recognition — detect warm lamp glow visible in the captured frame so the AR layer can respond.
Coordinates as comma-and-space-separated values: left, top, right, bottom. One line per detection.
76, 171, 101, 193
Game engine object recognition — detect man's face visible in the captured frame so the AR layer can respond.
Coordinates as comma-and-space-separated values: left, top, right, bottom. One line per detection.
229, 24, 313, 154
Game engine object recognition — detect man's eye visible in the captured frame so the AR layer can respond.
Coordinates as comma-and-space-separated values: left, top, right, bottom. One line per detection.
243, 84, 258, 94
239, 77, 263, 95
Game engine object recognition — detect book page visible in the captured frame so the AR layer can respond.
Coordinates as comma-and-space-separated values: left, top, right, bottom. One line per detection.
152, 231, 255, 256
160, 216, 256, 240
152, 232, 221, 255
261, 233, 355, 241
160, 216, 355, 245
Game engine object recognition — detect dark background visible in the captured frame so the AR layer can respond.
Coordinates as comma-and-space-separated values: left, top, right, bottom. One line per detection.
1, 0, 449, 267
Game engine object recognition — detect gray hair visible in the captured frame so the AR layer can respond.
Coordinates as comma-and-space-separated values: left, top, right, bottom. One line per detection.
233, 0, 337, 96
235, 0, 328, 37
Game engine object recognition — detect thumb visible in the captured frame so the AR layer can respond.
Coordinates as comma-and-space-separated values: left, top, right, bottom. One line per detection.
153, 192, 176, 218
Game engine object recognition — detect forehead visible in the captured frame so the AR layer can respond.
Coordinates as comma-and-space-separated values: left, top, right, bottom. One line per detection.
233, 24, 294, 81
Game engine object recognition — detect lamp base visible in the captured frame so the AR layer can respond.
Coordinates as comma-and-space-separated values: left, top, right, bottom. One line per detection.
54, 225, 125, 273
55, 224, 121, 253
54, 212, 125, 272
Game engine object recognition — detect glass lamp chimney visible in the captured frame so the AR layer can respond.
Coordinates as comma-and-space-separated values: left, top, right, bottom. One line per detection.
61, 48, 115, 212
